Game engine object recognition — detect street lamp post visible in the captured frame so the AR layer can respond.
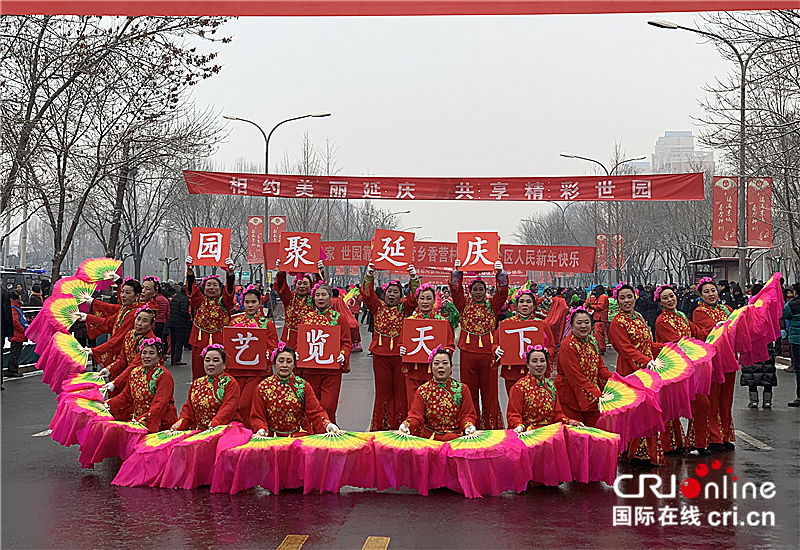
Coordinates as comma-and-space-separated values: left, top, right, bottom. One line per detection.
648, 18, 774, 286
223, 112, 331, 244
560, 152, 646, 283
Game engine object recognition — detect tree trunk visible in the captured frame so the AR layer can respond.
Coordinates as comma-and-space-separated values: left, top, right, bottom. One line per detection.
106, 140, 130, 258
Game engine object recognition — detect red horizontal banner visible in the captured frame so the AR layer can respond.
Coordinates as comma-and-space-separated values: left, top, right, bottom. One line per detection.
185, 170, 704, 202
4, 1, 794, 16
265, 240, 595, 273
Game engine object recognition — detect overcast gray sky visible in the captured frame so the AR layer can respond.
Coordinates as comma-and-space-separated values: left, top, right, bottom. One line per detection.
191, 12, 730, 242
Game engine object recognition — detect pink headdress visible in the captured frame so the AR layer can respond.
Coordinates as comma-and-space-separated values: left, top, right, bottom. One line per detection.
512, 287, 535, 304
468, 275, 485, 289
201, 274, 221, 287
612, 281, 630, 301
382, 280, 401, 291
654, 284, 671, 302
569, 305, 587, 315
270, 341, 290, 363
525, 344, 546, 360
242, 284, 258, 294
135, 304, 154, 317
415, 283, 436, 300
696, 276, 715, 293
311, 280, 326, 296
143, 276, 160, 283
427, 344, 449, 364
201, 343, 225, 357
139, 337, 163, 351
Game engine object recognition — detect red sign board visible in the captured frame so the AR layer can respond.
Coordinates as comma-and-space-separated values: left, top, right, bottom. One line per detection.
371, 229, 414, 270
348, 266, 360, 276
222, 327, 269, 372
335, 266, 346, 275
747, 178, 772, 249
712, 176, 738, 248
611, 234, 625, 270
457, 232, 499, 271
279, 232, 321, 271
596, 234, 608, 270
402, 318, 449, 363
189, 227, 231, 267
498, 320, 546, 365
247, 216, 264, 263
297, 324, 341, 369
269, 215, 286, 244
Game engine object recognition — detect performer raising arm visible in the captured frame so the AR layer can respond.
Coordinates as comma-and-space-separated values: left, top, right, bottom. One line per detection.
272, 259, 323, 350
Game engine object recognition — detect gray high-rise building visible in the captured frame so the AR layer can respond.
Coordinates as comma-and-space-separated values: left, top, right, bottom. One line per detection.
651, 130, 715, 174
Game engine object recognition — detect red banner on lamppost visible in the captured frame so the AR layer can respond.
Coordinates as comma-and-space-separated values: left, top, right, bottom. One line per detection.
747, 177, 773, 249
269, 215, 286, 244
611, 234, 625, 270
596, 234, 608, 270
712, 176, 738, 248
247, 216, 264, 263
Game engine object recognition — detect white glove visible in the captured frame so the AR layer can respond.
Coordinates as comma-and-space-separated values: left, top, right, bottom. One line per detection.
337, 353, 345, 364
224, 257, 234, 271
79, 292, 94, 305
326, 422, 340, 433
514, 424, 525, 433
71, 311, 88, 322
186, 256, 193, 266
399, 346, 407, 356
82, 347, 93, 356
102, 270, 117, 281
98, 367, 110, 378
275, 259, 280, 270
495, 347, 504, 359
100, 382, 115, 394
317, 260, 324, 269
598, 399, 604, 412
255, 428, 268, 437
454, 259, 461, 269
715, 321, 725, 327
366, 263, 375, 277
398, 422, 410, 435
407, 264, 417, 278
495, 261, 503, 271
646, 360, 658, 370
464, 424, 476, 435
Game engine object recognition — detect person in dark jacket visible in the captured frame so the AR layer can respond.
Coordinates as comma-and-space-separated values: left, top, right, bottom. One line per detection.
2, 286, 14, 388
7, 290, 27, 378
635, 287, 659, 335
727, 282, 747, 310
165, 283, 191, 366
783, 282, 800, 407
27, 284, 43, 308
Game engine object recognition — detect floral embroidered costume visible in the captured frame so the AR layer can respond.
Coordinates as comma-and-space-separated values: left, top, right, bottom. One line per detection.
404, 378, 477, 441
86, 302, 138, 367
227, 311, 280, 429
107, 361, 177, 433
174, 373, 241, 430
693, 301, 736, 446
249, 373, 331, 436
555, 333, 611, 427
506, 374, 567, 431
401, 310, 456, 408
273, 271, 319, 349
449, 271, 509, 429
187, 271, 235, 379
361, 275, 419, 431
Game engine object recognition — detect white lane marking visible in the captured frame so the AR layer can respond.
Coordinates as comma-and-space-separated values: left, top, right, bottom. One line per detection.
32, 429, 52, 437
734, 430, 774, 451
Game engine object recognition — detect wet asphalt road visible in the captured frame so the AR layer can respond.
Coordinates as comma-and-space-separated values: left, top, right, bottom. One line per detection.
2, 324, 799, 550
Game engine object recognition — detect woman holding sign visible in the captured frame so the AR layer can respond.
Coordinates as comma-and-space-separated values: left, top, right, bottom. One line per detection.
299, 282, 352, 423
228, 286, 280, 428
449, 261, 508, 430
185, 256, 236, 380
400, 283, 456, 408
492, 287, 556, 396
362, 262, 419, 431
273, 259, 324, 352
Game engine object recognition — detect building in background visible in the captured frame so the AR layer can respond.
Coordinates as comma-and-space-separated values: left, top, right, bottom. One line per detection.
651, 130, 715, 174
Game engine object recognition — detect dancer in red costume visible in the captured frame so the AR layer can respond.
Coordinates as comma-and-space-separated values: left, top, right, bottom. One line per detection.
272, 259, 323, 351
79, 278, 141, 367
449, 260, 508, 429
361, 262, 419, 430
585, 285, 609, 354
692, 277, 735, 453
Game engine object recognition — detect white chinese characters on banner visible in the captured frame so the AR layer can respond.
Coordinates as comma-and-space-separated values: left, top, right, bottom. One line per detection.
375, 235, 408, 267
284, 235, 313, 268
231, 331, 260, 366
197, 232, 223, 262
304, 329, 335, 364
408, 325, 435, 357
464, 236, 490, 267
503, 325, 540, 361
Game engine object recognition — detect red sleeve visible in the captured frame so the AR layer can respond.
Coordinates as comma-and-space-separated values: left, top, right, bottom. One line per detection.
490, 283, 509, 316
111, 361, 136, 390
107, 383, 133, 419
655, 316, 681, 343
249, 384, 268, 433
402, 293, 417, 317
187, 274, 204, 311
221, 271, 235, 314
273, 272, 293, 306
506, 384, 525, 430
360, 276, 381, 314
608, 320, 654, 367
597, 356, 612, 387
458, 384, 478, 430
142, 371, 174, 433
449, 276, 466, 313
651, 342, 664, 358
689, 321, 702, 339
692, 308, 715, 340
405, 388, 426, 435
557, 342, 602, 409
85, 312, 115, 336
210, 377, 241, 427
92, 301, 121, 317
303, 381, 331, 434
107, 350, 131, 380
596, 295, 609, 318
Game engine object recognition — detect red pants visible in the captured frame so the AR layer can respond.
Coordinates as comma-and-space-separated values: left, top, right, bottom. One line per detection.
685, 394, 710, 449
302, 370, 343, 424
460, 351, 503, 429
370, 355, 407, 431
190, 345, 205, 380
659, 420, 684, 452
594, 321, 607, 352
560, 401, 601, 427
230, 373, 267, 430
628, 436, 665, 466
709, 372, 736, 444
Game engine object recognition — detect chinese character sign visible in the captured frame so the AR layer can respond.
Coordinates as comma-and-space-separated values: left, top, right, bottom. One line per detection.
247, 216, 264, 263
223, 327, 269, 372
458, 232, 499, 271
297, 325, 341, 369
611, 234, 625, 270
269, 215, 286, 244
371, 229, 414, 270
402, 319, 449, 363
712, 176, 738, 249
596, 234, 608, 270
189, 227, 231, 267
280, 232, 321, 271
498, 321, 545, 365
747, 177, 772, 249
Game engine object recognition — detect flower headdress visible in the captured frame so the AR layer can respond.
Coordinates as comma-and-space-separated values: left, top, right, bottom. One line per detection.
382, 280, 401, 292
201, 274, 221, 287
696, 276, 715, 293
427, 344, 449, 364
415, 283, 437, 300
134, 304, 154, 317
201, 343, 225, 357
139, 336, 163, 351
143, 275, 160, 283
569, 305, 587, 315
468, 275, 485, 289
653, 284, 671, 302
512, 287, 535, 304
270, 341, 290, 363
311, 280, 326, 295
612, 281, 629, 300
526, 344, 545, 353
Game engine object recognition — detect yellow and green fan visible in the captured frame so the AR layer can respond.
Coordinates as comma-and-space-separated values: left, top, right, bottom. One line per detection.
53, 276, 97, 304
563, 424, 619, 443
75, 257, 122, 283
648, 343, 695, 421
596, 372, 663, 450
298, 431, 375, 493
517, 423, 563, 447
61, 371, 105, 394
652, 344, 693, 384
676, 337, 713, 363
373, 430, 445, 450
44, 293, 79, 331
598, 375, 644, 415
373, 431, 447, 495
41, 332, 89, 393
628, 367, 662, 392
447, 429, 519, 459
